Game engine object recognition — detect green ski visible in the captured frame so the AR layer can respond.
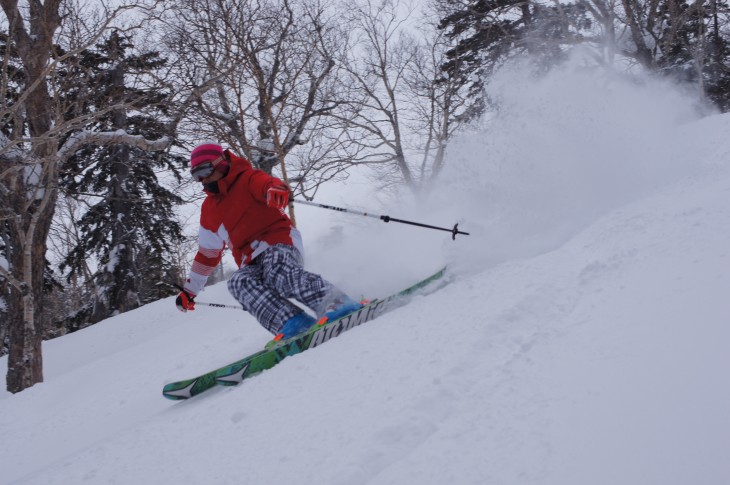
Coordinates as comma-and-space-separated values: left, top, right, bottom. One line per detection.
163, 266, 447, 400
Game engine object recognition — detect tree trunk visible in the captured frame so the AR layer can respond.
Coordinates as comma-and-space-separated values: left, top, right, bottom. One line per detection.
100, 41, 140, 319
2, 0, 62, 392
6, 202, 53, 392
621, 0, 656, 68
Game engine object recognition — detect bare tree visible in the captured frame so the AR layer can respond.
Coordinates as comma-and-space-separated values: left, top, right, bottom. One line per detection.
161, 0, 357, 218
0, 0, 171, 393
404, 12, 471, 187
336, 0, 468, 194
575, 0, 621, 66
619, 0, 701, 69
600, 0, 730, 106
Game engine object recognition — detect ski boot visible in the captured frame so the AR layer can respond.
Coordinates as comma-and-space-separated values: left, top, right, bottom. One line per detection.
266, 312, 317, 349
315, 297, 364, 327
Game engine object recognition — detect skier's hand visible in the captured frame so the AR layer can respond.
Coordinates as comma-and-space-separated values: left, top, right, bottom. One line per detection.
176, 290, 195, 312
266, 185, 289, 210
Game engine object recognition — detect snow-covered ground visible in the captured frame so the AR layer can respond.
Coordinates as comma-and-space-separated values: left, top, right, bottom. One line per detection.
2, 63, 729, 485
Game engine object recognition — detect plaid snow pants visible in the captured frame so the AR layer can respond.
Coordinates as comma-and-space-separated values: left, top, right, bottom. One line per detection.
227, 244, 334, 334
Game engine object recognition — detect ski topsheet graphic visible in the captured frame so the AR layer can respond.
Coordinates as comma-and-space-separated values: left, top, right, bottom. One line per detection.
163, 267, 447, 400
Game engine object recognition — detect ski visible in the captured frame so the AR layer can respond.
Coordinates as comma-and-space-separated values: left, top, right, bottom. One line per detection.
162, 266, 447, 400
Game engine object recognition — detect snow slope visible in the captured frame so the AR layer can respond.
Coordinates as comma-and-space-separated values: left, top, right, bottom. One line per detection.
2, 64, 730, 485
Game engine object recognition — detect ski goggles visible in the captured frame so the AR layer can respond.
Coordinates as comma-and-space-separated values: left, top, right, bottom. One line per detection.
191, 155, 225, 182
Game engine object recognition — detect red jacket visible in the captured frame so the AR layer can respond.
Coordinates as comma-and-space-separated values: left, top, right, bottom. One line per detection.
184, 150, 301, 295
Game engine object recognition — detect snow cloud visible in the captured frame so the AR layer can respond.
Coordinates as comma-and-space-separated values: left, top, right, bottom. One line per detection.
425, 53, 709, 273
301, 53, 711, 292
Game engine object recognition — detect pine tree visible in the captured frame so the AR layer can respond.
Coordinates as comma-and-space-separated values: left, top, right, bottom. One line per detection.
654, 0, 730, 111
437, 0, 590, 118
59, 31, 186, 324
705, 8, 730, 111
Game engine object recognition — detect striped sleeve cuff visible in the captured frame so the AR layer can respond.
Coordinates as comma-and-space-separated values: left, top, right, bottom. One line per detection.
185, 248, 223, 295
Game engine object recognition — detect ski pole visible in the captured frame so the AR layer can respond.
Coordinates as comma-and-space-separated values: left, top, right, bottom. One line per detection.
168, 282, 244, 310
293, 199, 470, 240
194, 301, 244, 311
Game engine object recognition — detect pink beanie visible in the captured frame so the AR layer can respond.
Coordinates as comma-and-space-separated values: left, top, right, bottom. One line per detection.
190, 143, 229, 177
190, 143, 224, 169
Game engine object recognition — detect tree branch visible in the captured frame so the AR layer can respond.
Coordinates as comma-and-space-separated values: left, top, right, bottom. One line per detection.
58, 130, 171, 162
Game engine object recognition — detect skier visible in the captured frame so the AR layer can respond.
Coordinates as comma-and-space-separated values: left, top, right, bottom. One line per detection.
175, 143, 362, 343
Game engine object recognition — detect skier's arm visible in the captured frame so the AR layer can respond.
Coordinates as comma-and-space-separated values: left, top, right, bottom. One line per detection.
248, 169, 289, 206
184, 226, 225, 296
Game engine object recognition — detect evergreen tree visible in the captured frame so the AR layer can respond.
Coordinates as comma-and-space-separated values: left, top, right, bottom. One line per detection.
655, 0, 730, 111
705, 6, 730, 111
0, 32, 26, 140
59, 31, 186, 324
437, 0, 590, 118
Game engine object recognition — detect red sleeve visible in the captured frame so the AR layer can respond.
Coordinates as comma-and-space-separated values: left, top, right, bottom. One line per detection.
248, 169, 287, 204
